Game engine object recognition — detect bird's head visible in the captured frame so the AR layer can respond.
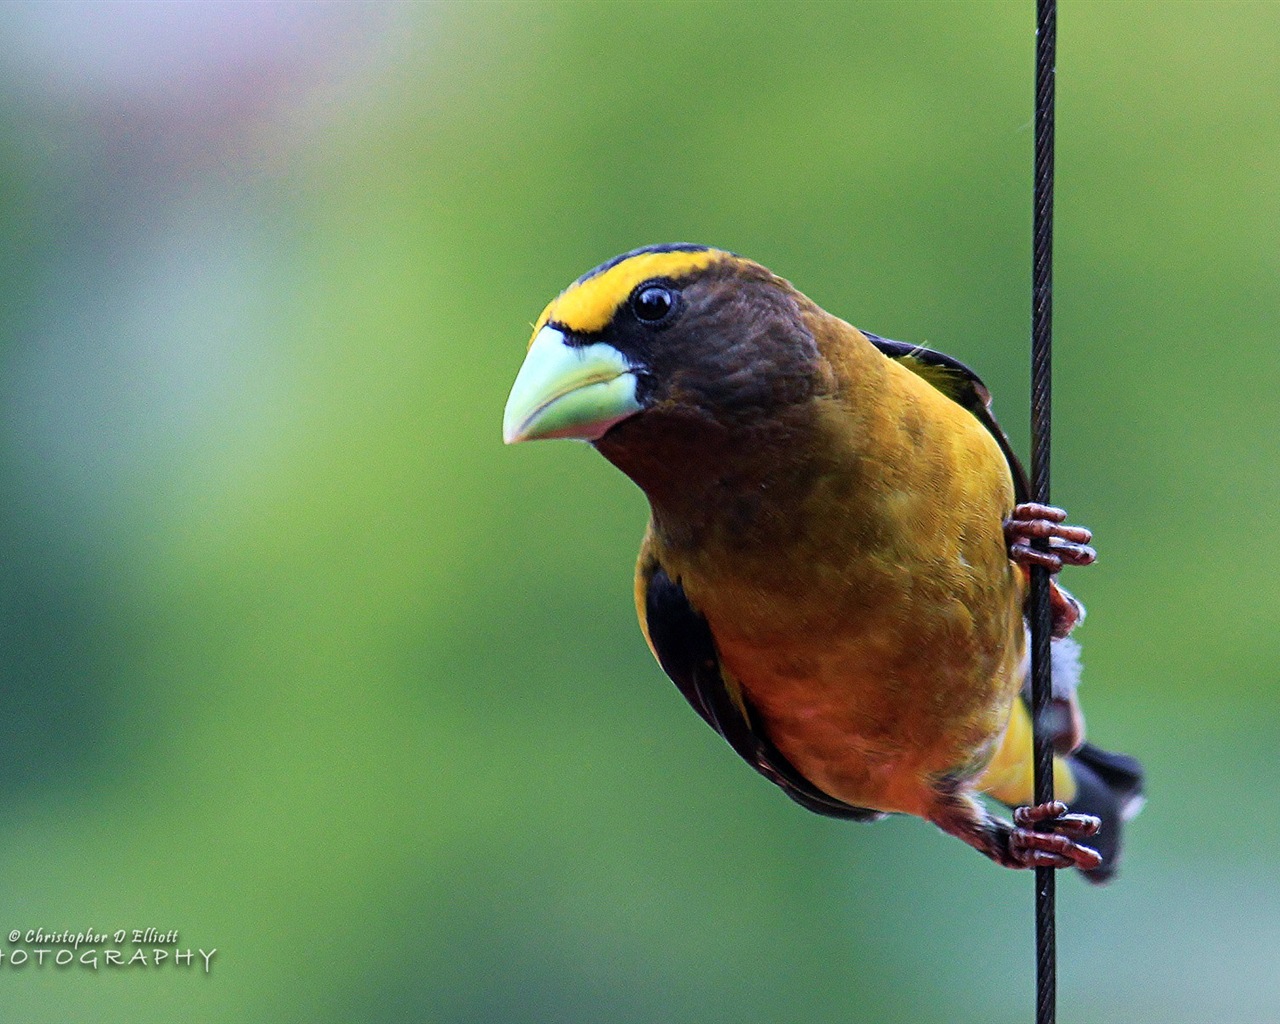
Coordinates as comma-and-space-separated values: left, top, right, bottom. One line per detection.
502, 244, 830, 449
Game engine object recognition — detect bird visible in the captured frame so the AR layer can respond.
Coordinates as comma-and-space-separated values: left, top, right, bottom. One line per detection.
502, 243, 1144, 881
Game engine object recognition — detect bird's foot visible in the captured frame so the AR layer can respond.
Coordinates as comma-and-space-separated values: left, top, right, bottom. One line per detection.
1005, 503, 1095, 638
1008, 801, 1102, 871
1004, 503, 1096, 573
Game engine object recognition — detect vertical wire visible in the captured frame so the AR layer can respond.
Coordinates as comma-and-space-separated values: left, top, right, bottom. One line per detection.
1031, 2, 1057, 1024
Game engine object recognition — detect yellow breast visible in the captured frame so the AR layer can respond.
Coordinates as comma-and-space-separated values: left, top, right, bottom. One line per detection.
654, 342, 1026, 815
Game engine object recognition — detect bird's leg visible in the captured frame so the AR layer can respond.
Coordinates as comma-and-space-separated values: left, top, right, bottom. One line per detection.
1004, 502, 1095, 638
1047, 581, 1086, 639
928, 791, 1102, 872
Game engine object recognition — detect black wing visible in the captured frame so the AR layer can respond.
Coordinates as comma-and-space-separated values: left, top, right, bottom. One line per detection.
642, 563, 883, 822
862, 331, 1030, 503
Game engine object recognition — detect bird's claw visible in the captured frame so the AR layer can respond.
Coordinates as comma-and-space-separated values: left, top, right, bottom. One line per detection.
1004, 503, 1094, 637
1004, 502, 1096, 573
1008, 801, 1103, 871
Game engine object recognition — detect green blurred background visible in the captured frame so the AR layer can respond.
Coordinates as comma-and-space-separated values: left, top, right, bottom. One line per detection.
1, 1, 1276, 1021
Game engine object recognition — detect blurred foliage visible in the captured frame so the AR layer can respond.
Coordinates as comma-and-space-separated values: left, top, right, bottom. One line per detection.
0, 1, 1277, 1021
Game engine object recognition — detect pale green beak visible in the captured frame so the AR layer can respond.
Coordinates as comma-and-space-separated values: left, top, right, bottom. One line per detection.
503, 326, 642, 444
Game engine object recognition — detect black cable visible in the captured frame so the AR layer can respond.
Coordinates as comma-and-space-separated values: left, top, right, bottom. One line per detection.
1030, 2, 1057, 1024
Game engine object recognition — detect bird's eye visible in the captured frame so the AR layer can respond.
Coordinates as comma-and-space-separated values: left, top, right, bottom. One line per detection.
632, 284, 676, 324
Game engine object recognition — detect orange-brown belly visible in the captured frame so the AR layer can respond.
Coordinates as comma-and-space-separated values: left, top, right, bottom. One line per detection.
709, 600, 1024, 817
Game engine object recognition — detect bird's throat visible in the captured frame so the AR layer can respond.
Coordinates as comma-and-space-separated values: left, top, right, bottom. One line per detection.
596, 402, 851, 558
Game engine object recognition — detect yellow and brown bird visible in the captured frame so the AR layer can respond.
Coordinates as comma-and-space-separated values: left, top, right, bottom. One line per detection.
503, 244, 1143, 881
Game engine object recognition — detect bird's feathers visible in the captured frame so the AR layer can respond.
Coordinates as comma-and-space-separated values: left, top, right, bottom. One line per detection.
534, 246, 720, 337
505, 245, 1142, 879
862, 331, 1030, 504
638, 555, 884, 822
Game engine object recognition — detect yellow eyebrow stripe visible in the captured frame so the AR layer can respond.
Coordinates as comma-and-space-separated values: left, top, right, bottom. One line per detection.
531, 249, 723, 341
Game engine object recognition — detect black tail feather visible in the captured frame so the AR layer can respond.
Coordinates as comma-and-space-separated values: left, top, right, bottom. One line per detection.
1067, 742, 1146, 884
